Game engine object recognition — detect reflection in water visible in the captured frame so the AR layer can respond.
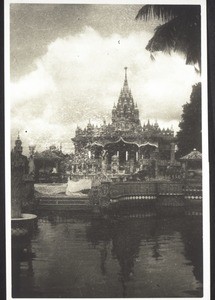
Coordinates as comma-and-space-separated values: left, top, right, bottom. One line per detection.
180, 217, 203, 297
12, 236, 35, 297
12, 212, 203, 298
111, 221, 143, 296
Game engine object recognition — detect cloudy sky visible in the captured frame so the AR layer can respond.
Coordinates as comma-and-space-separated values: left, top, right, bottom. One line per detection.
10, 4, 200, 155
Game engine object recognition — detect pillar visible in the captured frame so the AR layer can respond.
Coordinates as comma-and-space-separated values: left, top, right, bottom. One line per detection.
154, 160, 158, 178
136, 151, 139, 161
55, 161, 59, 172
170, 143, 175, 163
28, 157, 35, 175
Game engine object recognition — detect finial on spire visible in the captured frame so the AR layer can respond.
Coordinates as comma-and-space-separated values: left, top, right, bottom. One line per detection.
124, 67, 128, 84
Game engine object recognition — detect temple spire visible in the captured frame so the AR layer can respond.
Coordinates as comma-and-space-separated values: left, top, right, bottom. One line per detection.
112, 67, 140, 126
124, 67, 128, 86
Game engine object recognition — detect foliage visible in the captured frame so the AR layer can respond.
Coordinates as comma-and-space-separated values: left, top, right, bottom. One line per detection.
136, 5, 201, 69
176, 82, 201, 158
34, 149, 65, 161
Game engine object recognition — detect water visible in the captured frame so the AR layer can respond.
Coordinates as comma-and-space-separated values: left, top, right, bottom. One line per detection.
12, 211, 203, 298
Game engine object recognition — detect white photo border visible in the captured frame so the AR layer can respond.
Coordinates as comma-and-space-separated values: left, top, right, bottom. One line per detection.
5, 1, 210, 299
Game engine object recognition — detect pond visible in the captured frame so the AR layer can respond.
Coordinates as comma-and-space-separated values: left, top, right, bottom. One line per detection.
12, 211, 203, 298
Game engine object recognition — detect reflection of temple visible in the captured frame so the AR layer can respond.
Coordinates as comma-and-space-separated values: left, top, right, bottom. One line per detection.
72, 68, 175, 174
85, 217, 202, 297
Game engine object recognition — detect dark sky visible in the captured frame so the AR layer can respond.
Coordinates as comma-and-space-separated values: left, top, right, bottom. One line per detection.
11, 4, 159, 80
10, 4, 199, 154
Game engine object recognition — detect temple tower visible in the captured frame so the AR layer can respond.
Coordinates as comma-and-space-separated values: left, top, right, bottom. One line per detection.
112, 67, 140, 129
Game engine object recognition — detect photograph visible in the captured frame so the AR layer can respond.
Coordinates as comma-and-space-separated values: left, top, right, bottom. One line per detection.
6, 1, 210, 298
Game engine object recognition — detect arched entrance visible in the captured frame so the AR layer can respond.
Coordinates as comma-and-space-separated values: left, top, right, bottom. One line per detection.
139, 142, 158, 159
104, 138, 139, 166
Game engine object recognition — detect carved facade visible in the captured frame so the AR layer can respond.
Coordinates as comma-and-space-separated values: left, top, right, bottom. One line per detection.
72, 67, 175, 168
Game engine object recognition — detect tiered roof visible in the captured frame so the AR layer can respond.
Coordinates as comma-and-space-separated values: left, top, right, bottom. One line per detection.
112, 67, 140, 126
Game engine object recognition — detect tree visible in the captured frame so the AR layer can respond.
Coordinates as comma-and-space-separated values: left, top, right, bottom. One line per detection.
136, 5, 202, 157
176, 82, 201, 158
136, 5, 201, 70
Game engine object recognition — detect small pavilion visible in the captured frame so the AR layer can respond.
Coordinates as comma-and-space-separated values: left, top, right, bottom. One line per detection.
180, 149, 202, 179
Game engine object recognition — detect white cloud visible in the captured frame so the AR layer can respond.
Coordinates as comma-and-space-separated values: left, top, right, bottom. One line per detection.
10, 27, 200, 155
11, 64, 56, 105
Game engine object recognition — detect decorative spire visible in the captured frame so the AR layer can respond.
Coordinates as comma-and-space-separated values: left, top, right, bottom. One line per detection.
124, 67, 128, 86
112, 67, 140, 126
29, 143, 36, 156
14, 133, 23, 154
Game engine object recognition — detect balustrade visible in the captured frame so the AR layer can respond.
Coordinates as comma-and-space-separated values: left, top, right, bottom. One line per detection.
109, 181, 186, 198
158, 182, 184, 195
110, 182, 157, 198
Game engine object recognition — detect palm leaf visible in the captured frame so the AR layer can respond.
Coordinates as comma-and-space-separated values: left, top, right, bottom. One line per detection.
136, 5, 200, 21
136, 5, 201, 68
136, 5, 190, 21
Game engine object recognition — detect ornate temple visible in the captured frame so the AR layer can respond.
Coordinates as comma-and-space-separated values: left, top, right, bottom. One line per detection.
72, 67, 175, 173
12, 69, 200, 183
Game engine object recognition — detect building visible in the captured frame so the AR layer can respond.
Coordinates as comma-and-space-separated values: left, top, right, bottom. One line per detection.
34, 145, 67, 182
71, 68, 175, 174
180, 148, 202, 180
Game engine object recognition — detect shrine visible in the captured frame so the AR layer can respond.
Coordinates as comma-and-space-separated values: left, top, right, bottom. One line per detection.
71, 67, 175, 176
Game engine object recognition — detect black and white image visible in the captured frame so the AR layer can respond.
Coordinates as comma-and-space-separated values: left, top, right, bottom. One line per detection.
7, 1, 209, 299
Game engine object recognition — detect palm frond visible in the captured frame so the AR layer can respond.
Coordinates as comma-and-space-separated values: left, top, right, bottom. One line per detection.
146, 21, 176, 54
150, 52, 155, 61
136, 5, 189, 21
144, 11, 201, 67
